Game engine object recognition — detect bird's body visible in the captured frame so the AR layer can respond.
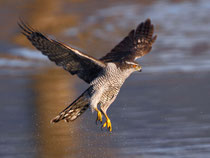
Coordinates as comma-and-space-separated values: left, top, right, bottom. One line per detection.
18, 19, 157, 131
90, 62, 132, 113
52, 62, 135, 125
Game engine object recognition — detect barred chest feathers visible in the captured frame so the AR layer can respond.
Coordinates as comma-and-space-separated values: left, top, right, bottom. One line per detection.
89, 62, 134, 112
91, 62, 133, 87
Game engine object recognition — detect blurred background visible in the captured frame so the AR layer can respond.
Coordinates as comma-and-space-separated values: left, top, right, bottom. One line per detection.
0, 0, 210, 158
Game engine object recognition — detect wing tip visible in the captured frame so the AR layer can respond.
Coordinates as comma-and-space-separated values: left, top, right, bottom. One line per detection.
17, 17, 39, 38
17, 17, 33, 36
145, 18, 151, 24
136, 18, 157, 43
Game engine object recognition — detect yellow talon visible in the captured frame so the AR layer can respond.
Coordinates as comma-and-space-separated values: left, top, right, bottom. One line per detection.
95, 108, 103, 123
102, 114, 112, 132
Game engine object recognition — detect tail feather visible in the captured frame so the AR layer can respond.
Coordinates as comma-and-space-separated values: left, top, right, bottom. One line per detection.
51, 88, 90, 123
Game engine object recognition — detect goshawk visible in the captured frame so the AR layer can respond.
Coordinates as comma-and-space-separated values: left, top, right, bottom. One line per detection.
18, 19, 157, 131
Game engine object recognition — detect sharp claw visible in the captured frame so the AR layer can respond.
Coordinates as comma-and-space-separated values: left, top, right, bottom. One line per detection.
96, 110, 112, 132
96, 117, 102, 125
103, 122, 107, 128
107, 119, 112, 132
95, 108, 103, 125
102, 118, 112, 132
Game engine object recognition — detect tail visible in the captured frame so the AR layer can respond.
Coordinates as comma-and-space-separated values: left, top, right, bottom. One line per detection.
51, 88, 90, 123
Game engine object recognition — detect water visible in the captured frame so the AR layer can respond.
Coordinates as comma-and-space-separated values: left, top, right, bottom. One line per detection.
0, 0, 210, 158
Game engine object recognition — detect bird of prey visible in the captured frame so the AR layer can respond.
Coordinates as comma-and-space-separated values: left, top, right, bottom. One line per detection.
18, 19, 157, 132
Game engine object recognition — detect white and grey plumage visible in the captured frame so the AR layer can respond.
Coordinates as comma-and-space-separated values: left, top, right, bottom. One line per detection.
18, 19, 157, 131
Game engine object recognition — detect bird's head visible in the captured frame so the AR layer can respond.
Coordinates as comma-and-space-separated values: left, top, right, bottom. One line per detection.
125, 61, 142, 72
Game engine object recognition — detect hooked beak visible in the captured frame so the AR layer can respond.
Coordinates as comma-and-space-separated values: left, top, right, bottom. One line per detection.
138, 66, 142, 72
134, 64, 142, 72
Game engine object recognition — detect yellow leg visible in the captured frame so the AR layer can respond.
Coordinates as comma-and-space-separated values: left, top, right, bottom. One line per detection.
95, 108, 103, 124
102, 113, 112, 132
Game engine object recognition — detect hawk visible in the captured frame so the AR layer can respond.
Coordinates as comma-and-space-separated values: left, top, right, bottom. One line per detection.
18, 19, 157, 132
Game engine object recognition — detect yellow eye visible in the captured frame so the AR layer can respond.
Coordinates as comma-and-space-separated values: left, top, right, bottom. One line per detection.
133, 65, 137, 68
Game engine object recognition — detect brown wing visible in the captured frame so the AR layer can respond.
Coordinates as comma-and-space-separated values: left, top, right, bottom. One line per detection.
18, 20, 105, 84
100, 19, 157, 62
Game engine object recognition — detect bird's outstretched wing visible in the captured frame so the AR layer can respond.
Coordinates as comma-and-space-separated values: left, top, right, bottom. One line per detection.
18, 20, 105, 84
100, 19, 157, 63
